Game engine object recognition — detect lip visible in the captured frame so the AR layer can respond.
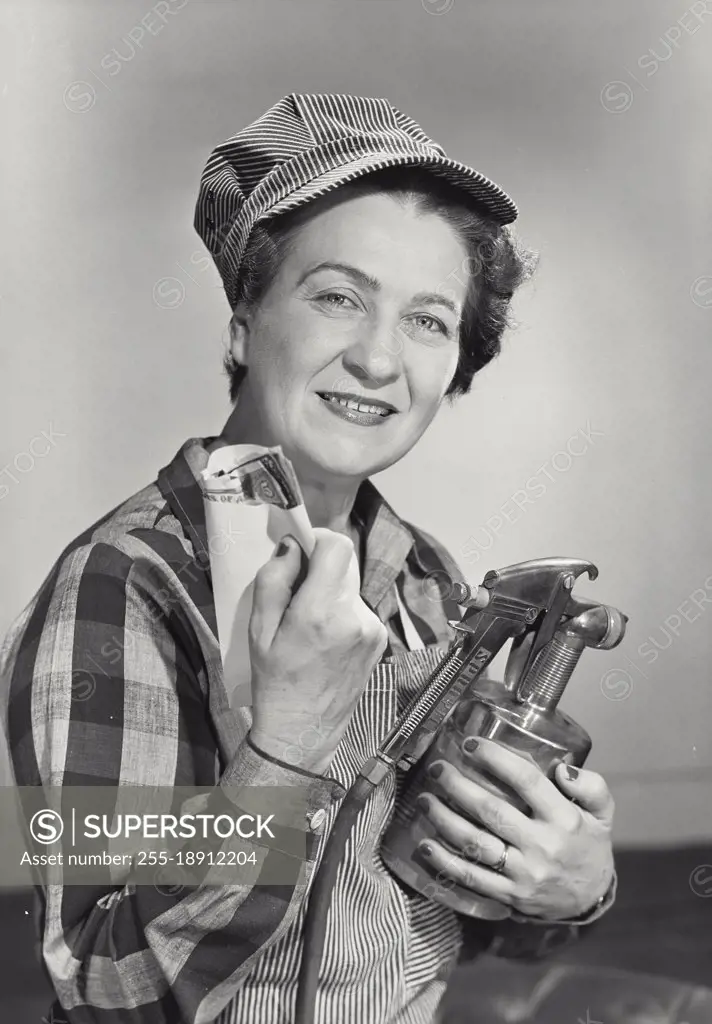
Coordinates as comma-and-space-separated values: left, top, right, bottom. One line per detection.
316, 391, 398, 413
315, 392, 396, 427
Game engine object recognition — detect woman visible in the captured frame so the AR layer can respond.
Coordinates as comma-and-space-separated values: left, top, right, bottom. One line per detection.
1, 93, 616, 1024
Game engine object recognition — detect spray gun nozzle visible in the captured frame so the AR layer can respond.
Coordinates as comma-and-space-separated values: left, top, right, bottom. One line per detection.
561, 601, 627, 650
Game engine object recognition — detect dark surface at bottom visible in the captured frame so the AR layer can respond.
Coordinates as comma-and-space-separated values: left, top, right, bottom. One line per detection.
2, 845, 711, 1023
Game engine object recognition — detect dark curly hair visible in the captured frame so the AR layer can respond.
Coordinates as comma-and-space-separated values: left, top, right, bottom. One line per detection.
224, 166, 537, 403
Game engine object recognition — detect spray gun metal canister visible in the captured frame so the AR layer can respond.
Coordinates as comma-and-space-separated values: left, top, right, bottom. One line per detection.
295, 557, 627, 1023
380, 557, 627, 920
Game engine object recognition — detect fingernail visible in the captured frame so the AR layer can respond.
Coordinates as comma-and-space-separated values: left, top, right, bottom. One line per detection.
462, 737, 479, 755
418, 842, 433, 859
565, 765, 580, 781
416, 794, 430, 813
428, 762, 444, 780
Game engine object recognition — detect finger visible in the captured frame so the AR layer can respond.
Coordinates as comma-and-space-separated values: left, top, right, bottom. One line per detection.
460, 738, 569, 822
249, 535, 304, 648
416, 837, 515, 906
427, 760, 531, 850
417, 792, 525, 879
554, 763, 615, 825
291, 528, 359, 609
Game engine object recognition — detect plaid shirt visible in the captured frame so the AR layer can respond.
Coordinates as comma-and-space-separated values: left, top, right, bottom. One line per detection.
1, 437, 614, 1024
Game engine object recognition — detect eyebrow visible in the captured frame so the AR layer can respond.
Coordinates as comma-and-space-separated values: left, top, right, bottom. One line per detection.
297, 261, 461, 317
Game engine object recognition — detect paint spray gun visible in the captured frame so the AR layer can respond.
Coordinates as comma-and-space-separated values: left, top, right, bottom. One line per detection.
295, 556, 627, 1023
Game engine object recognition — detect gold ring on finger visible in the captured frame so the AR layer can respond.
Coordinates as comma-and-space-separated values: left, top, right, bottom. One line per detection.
491, 843, 509, 874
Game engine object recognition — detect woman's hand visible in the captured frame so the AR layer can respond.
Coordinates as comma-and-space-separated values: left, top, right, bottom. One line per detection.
415, 739, 615, 920
248, 529, 388, 773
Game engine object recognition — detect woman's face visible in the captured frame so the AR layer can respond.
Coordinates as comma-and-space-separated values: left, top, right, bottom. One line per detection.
230, 191, 470, 483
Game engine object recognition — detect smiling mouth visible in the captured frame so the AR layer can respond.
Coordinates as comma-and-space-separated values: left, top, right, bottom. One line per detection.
316, 392, 396, 416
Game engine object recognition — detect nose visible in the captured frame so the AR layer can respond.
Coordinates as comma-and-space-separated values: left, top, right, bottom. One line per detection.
342, 319, 402, 387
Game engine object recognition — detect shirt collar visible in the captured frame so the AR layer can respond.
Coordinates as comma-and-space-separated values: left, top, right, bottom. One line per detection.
157, 437, 213, 569
157, 437, 427, 611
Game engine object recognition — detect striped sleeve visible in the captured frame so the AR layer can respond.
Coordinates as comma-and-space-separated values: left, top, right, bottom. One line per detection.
2, 541, 344, 1024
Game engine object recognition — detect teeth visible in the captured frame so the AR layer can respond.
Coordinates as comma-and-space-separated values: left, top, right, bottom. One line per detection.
323, 394, 390, 416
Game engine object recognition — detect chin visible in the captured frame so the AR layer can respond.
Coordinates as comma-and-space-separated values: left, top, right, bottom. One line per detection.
315, 455, 378, 480
295, 445, 389, 482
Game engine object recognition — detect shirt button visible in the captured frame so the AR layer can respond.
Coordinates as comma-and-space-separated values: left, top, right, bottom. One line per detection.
307, 809, 327, 831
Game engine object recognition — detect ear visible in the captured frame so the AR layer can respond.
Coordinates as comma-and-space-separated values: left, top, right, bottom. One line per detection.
228, 302, 251, 368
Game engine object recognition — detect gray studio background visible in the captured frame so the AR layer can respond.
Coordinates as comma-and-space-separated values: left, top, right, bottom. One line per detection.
1, 0, 711, 870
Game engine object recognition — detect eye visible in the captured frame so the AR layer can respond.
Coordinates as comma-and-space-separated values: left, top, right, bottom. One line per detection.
410, 313, 449, 336
316, 291, 357, 309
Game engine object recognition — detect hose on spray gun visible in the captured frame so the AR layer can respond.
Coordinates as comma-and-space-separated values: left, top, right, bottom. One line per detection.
293, 634, 477, 1024
293, 774, 377, 1023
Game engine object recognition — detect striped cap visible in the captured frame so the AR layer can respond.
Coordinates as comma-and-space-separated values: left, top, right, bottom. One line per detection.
194, 93, 518, 309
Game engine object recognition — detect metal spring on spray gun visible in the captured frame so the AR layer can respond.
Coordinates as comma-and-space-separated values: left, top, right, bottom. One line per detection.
518, 638, 581, 707
384, 644, 466, 754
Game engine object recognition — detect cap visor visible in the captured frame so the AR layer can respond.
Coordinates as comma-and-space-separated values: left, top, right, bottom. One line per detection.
257, 150, 517, 228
